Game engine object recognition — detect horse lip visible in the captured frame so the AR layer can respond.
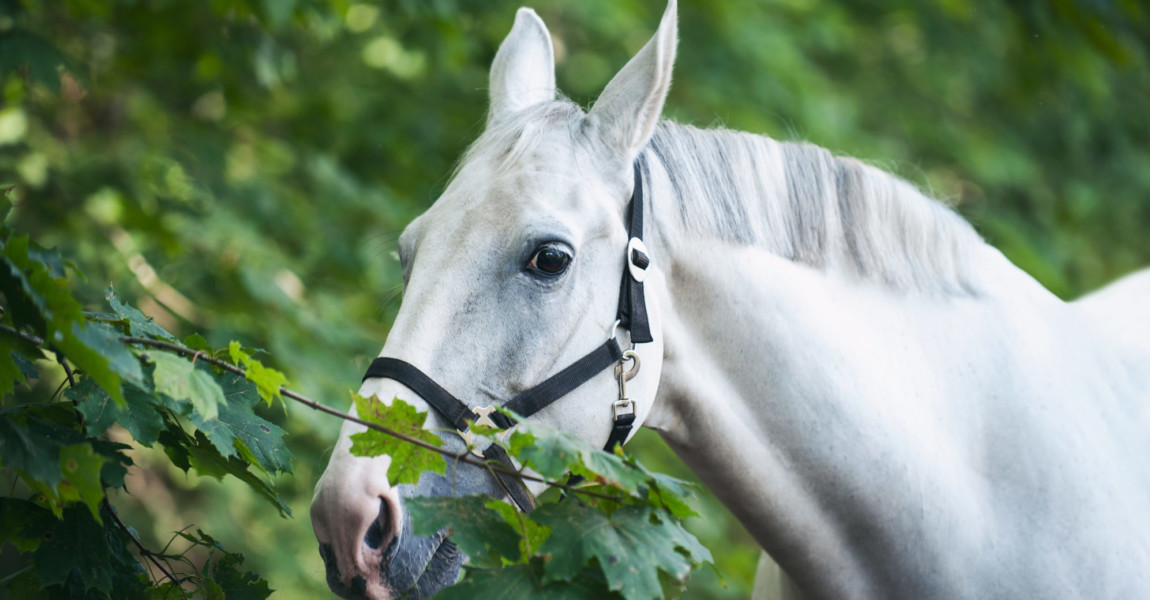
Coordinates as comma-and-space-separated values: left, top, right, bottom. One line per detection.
381, 529, 461, 600
412, 535, 461, 598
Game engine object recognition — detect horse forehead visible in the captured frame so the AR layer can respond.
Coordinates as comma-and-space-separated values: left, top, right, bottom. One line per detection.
421, 165, 601, 243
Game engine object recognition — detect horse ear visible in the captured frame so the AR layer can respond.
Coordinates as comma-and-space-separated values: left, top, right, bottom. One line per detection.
586, 0, 677, 163
488, 8, 556, 125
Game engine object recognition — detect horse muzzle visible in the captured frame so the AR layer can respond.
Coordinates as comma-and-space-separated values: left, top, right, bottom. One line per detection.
315, 497, 463, 600
311, 444, 464, 600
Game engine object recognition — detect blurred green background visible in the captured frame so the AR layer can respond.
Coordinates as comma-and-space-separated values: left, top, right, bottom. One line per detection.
1, 0, 1147, 598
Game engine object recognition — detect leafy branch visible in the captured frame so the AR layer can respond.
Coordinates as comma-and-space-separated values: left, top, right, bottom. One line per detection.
0, 202, 714, 600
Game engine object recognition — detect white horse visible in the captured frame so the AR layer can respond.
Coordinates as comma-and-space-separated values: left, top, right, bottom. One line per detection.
311, 2, 1150, 598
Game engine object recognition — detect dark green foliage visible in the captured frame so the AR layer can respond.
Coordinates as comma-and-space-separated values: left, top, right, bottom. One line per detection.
434, 561, 621, 600
0, 0, 1145, 598
389, 414, 714, 599
0, 217, 289, 597
407, 495, 524, 566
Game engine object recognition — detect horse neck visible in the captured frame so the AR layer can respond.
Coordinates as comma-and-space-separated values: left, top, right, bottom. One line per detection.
635, 131, 1080, 598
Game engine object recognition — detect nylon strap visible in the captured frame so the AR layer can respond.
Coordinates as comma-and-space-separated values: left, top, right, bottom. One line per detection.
619, 162, 653, 344
361, 357, 474, 431
490, 339, 623, 429
483, 444, 536, 511
359, 161, 651, 511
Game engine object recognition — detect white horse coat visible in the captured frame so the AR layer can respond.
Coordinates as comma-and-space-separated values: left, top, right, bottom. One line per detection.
311, 2, 1150, 598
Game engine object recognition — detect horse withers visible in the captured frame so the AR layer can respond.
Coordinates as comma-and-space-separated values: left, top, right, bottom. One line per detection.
311, 2, 1150, 598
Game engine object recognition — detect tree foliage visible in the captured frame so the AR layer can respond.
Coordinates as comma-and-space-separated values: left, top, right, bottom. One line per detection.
0, 205, 714, 598
0, 0, 1146, 598
0, 200, 283, 597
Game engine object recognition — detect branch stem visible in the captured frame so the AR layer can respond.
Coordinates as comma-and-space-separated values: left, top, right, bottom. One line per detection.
119, 337, 617, 502
103, 498, 180, 585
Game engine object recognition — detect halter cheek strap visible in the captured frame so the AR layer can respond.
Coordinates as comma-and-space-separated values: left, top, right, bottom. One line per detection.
360, 162, 652, 512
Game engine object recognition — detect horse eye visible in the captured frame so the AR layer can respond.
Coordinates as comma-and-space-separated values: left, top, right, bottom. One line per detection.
528, 246, 571, 276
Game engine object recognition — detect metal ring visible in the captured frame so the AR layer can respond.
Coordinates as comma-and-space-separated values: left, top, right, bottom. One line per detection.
608, 319, 623, 341
619, 350, 640, 382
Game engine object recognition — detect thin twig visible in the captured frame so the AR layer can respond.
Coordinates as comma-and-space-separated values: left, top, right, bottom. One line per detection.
0, 322, 43, 346
119, 337, 619, 502
103, 498, 180, 585
56, 354, 76, 388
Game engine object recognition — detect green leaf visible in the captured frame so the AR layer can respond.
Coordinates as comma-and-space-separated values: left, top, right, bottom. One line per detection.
209, 551, 273, 600
68, 319, 145, 393
436, 561, 618, 600
104, 285, 179, 342
0, 407, 64, 488
0, 497, 47, 552
183, 332, 214, 353
70, 379, 164, 445
533, 503, 713, 600
33, 505, 125, 593
159, 426, 291, 517
0, 30, 70, 92
149, 352, 227, 421
228, 341, 286, 407
1, 235, 138, 403
0, 325, 41, 398
0, 340, 32, 397
486, 498, 552, 563
348, 394, 446, 486
508, 423, 647, 494
91, 439, 133, 490
406, 495, 523, 566
193, 371, 292, 475
57, 443, 107, 522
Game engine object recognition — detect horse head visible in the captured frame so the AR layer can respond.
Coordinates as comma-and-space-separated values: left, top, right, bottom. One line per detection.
310, 3, 677, 598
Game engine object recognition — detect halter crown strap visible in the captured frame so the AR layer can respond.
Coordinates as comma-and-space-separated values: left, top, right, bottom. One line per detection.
618, 162, 653, 344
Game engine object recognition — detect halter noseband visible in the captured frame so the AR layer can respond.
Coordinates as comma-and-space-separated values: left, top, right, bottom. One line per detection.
361, 163, 652, 511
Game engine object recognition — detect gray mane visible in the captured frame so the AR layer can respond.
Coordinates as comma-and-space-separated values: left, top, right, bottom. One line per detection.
461, 101, 982, 295
643, 121, 982, 295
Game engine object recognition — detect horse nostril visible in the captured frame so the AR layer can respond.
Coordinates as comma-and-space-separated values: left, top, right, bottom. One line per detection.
364, 498, 390, 550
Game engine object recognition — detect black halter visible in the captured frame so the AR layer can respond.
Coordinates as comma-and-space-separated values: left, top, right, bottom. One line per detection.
361, 163, 652, 511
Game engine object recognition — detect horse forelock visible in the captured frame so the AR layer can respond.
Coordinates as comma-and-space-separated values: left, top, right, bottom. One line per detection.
645, 122, 984, 296
453, 100, 587, 181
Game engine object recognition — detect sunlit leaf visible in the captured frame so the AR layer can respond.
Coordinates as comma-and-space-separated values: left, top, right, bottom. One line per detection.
193, 370, 292, 475
149, 352, 227, 421
228, 341, 287, 407
348, 394, 446, 486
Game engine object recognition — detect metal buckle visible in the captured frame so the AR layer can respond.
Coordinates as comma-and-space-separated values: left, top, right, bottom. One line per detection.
626, 237, 649, 282
456, 406, 504, 457
613, 398, 635, 420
